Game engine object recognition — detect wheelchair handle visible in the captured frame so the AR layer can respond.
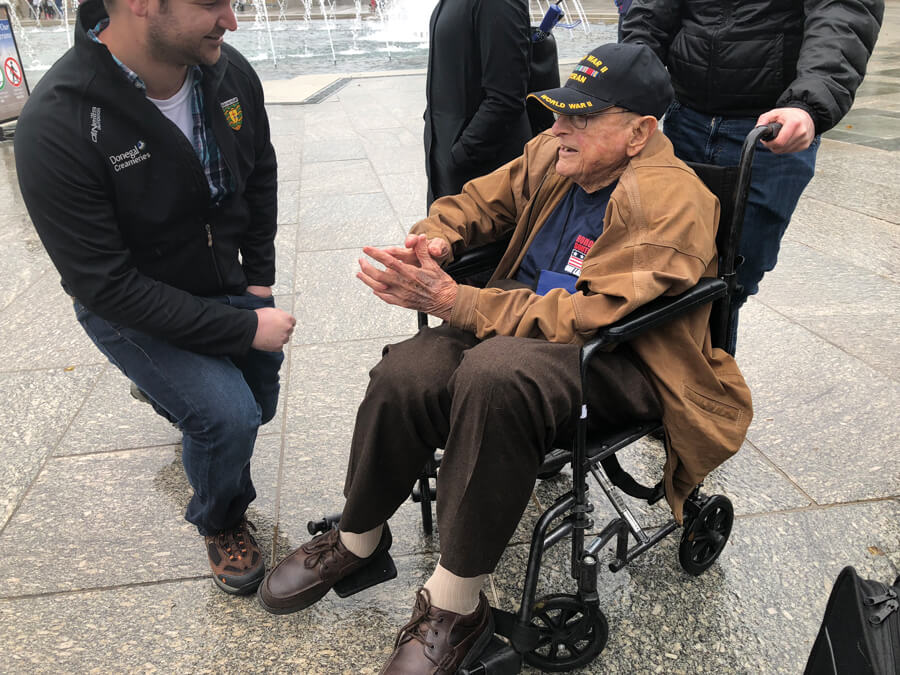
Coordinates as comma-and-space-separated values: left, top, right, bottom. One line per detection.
758, 122, 783, 143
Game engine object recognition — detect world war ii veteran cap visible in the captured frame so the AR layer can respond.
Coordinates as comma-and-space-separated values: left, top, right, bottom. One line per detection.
528, 43, 674, 119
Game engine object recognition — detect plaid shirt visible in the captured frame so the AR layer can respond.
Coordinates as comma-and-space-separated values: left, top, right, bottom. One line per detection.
89, 20, 234, 205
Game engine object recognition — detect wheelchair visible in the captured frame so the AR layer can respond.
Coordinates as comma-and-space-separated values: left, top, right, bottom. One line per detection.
308, 124, 780, 673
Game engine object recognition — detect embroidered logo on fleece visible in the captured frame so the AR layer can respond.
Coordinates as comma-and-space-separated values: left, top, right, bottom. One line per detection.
108, 140, 150, 173
90, 106, 102, 143
221, 97, 243, 131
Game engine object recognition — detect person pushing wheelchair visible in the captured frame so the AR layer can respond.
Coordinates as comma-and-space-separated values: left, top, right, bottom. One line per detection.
258, 43, 752, 674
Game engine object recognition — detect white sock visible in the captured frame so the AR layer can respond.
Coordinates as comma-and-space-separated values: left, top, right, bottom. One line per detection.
423, 562, 487, 615
338, 524, 383, 559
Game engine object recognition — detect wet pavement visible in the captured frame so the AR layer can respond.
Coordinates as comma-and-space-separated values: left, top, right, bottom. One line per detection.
1, 4, 899, 674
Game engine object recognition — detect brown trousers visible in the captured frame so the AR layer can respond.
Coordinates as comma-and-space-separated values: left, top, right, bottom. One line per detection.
340, 325, 661, 577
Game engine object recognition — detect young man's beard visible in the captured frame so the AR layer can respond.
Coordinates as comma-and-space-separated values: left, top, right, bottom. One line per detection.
147, 22, 217, 68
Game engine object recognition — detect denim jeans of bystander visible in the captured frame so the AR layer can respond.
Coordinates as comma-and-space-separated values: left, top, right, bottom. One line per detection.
73, 291, 284, 535
662, 101, 819, 353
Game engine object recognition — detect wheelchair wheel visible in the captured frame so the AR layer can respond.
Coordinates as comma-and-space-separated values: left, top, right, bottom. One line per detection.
524, 593, 608, 672
678, 494, 733, 576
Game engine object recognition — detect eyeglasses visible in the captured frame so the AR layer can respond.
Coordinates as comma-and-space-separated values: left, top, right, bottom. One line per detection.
553, 110, 631, 130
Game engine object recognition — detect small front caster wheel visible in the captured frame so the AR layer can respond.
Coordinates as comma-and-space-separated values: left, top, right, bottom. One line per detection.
524, 593, 608, 672
679, 494, 734, 576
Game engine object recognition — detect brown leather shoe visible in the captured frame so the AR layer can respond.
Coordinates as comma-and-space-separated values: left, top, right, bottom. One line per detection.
205, 518, 265, 595
257, 524, 391, 614
380, 588, 494, 675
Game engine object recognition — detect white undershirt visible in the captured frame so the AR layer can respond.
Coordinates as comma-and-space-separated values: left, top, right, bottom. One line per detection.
147, 74, 194, 143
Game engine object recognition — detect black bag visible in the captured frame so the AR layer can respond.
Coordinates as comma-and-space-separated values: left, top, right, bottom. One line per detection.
804, 566, 900, 674
526, 31, 560, 136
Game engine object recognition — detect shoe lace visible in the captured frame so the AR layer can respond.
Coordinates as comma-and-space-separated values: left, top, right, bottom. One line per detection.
395, 588, 441, 653
302, 528, 341, 569
216, 518, 257, 563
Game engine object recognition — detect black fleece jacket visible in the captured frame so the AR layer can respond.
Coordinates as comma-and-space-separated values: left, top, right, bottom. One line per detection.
622, 0, 884, 134
14, 0, 277, 356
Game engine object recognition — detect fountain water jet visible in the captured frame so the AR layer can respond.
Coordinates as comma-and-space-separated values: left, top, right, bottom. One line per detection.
250, 0, 277, 66
318, 0, 337, 65
7, 3, 41, 70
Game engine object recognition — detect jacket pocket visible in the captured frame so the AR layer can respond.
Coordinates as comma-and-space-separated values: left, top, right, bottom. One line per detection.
683, 383, 742, 422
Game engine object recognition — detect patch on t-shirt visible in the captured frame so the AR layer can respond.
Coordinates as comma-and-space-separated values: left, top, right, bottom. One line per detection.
564, 234, 595, 276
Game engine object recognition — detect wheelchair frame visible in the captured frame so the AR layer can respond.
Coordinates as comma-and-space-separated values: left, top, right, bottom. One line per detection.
310, 124, 779, 674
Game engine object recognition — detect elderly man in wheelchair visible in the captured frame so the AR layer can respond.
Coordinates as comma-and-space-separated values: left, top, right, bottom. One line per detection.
258, 43, 753, 674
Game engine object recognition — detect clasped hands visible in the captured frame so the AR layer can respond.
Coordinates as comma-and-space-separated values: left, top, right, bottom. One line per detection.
358, 234, 458, 322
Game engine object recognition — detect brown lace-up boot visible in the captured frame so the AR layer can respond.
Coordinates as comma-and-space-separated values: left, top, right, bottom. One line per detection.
205, 518, 265, 595
380, 588, 494, 674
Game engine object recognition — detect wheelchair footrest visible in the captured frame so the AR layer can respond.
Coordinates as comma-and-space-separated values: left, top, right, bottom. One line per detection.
458, 635, 522, 675
332, 549, 398, 598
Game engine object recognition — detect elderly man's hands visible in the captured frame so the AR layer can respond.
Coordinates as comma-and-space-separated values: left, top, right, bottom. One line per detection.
377, 234, 451, 266
757, 107, 816, 154
358, 234, 458, 321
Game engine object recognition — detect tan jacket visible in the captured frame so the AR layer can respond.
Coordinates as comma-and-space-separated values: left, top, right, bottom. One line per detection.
411, 130, 752, 521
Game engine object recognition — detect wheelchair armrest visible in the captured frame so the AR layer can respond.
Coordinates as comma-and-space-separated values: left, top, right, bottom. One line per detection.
581, 278, 727, 367
443, 235, 511, 282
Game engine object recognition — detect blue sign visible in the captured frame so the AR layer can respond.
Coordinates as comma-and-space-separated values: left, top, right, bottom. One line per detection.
0, 4, 29, 123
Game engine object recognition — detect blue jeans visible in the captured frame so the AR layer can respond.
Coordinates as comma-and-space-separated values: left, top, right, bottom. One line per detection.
74, 292, 284, 535
662, 101, 819, 353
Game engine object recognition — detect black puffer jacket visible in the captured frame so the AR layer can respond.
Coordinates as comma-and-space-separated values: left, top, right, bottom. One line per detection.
622, 0, 884, 134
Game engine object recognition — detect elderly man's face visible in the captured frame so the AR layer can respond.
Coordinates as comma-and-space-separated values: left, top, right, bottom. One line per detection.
551, 108, 638, 191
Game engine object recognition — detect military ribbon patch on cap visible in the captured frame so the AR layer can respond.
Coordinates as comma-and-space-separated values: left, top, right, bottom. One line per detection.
221, 97, 243, 131
574, 64, 606, 79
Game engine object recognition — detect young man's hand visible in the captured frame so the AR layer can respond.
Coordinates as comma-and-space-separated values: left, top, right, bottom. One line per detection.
757, 107, 816, 154
252, 307, 296, 351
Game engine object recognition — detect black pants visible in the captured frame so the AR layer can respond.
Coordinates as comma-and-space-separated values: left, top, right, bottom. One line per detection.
340, 325, 661, 576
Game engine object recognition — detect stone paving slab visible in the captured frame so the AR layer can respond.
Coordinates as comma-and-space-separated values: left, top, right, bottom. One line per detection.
0, 365, 103, 530
802, 139, 900, 225
788, 195, 900, 285
0, 271, 102, 370
290, 249, 416, 344
0, 433, 287, 598
0, 553, 447, 675
760, 239, 900, 379
738, 301, 900, 504
297, 191, 407, 251
54, 365, 182, 456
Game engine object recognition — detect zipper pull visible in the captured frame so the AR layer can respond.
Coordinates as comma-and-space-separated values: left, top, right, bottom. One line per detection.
868, 599, 899, 625
205, 224, 213, 247
864, 589, 898, 606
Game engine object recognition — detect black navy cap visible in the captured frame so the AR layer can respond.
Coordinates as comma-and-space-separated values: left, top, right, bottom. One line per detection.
528, 43, 674, 119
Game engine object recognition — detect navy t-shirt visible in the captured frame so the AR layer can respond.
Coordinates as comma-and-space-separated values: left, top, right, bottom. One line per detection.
516, 181, 617, 294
